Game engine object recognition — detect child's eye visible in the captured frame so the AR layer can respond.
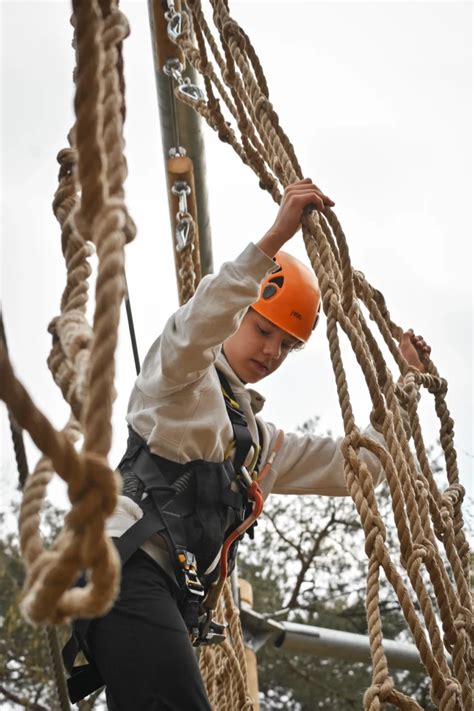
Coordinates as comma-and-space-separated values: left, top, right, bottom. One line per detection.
258, 326, 269, 336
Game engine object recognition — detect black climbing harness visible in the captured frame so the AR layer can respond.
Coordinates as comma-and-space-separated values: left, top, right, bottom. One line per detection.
62, 368, 259, 703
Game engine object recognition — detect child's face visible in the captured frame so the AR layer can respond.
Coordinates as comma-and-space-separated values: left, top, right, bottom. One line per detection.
223, 309, 301, 384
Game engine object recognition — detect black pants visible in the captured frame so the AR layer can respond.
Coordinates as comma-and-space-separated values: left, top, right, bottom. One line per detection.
87, 549, 211, 711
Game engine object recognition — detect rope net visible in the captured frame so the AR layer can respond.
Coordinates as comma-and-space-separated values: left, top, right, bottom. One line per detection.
162, 2, 472, 709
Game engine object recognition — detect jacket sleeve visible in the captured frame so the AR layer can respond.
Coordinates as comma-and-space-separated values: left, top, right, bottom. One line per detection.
134, 243, 276, 397
263, 420, 385, 497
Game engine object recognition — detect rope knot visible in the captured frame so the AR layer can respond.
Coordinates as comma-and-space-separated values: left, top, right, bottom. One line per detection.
57, 147, 77, 179
364, 525, 386, 558
405, 543, 429, 571
363, 677, 394, 709
341, 431, 362, 463
222, 67, 237, 87
55, 310, 93, 360
222, 19, 246, 48
103, 7, 130, 44
439, 680, 462, 709
370, 406, 391, 433
67, 450, 117, 516
425, 374, 447, 395
254, 95, 272, 122
441, 483, 465, 512
454, 606, 472, 633
217, 122, 233, 144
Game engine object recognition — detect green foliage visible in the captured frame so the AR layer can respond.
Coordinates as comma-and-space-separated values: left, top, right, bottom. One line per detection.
0, 524, 61, 708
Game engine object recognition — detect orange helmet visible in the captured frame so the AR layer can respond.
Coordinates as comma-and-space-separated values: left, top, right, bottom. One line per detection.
252, 251, 321, 342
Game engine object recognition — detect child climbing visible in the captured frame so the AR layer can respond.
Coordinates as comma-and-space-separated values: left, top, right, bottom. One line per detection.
66, 179, 431, 710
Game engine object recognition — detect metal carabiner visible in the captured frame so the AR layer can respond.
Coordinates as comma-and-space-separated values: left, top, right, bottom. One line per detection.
175, 216, 191, 252
240, 465, 253, 488
178, 79, 205, 103
167, 12, 183, 43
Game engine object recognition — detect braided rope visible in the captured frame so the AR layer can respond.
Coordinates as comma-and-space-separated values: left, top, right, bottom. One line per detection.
1, 0, 137, 626
176, 211, 201, 305
199, 579, 253, 710
44, 626, 72, 711
0, 317, 71, 708
1, 351, 120, 624
168, 2, 472, 708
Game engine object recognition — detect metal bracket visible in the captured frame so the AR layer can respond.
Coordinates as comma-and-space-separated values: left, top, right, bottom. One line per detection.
169, 146, 187, 158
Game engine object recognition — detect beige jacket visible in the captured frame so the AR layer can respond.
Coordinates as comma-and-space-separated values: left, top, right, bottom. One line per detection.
107, 243, 383, 568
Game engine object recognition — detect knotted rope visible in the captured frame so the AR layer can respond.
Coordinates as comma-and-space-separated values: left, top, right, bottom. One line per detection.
199, 580, 254, 710
177, 210, 201, 305
165, 2, 471, 708
0, 316, 71, 710
0, 0, 136, 626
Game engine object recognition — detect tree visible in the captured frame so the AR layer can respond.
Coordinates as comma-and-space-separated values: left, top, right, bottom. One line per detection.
0, 504, 105, 710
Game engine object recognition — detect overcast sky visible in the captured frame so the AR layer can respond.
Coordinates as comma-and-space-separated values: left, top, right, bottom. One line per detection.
1, 0, 472, 530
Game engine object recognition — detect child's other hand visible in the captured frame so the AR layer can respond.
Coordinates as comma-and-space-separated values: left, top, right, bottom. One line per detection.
259, 179, 335, 256
399, 329, 431, 373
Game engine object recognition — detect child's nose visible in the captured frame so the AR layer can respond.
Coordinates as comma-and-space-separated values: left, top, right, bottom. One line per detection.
263, 337, 282, 359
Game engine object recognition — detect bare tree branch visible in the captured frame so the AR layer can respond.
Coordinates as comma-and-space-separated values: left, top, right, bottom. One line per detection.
285, 513, 338, 609
263, 510, 305, 558
0, 684, 48, 711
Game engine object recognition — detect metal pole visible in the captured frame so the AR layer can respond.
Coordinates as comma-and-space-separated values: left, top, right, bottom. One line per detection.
241, 605, 430, 673
147, 0, 213, 277
275, 621, 426, 673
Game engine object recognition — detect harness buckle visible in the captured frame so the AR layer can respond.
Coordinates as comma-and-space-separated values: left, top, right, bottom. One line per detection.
176, 549, 205, 598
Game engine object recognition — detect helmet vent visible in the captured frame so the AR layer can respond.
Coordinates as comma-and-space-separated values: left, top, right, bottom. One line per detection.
262, 284, 278, 299
269, 275, 284, 288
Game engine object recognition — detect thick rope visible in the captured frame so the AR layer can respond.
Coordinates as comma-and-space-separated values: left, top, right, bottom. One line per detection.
44, 627, 72, 711
177, 211, 201, 305
0, 316, 71, 710
2, 0, 137, 626
166, 3, 472, 708
0, 313, 30, 490
1, 350, 120, 624
199, 579, 253, 710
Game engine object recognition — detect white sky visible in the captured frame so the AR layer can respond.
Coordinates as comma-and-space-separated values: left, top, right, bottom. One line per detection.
0, 1, 472, 531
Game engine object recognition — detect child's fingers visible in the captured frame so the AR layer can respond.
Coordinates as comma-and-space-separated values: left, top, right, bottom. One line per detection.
286, 189, 326, 212
409, 332, 432, 356
285, 180, 335, 207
